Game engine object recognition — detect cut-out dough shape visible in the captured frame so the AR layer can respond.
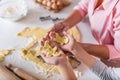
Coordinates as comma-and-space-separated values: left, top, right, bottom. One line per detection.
37, 33, 69, 57
17, 26, 80, 73
0, 49, 12, 62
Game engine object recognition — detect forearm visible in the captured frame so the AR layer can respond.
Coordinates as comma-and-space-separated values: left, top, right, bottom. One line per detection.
81, 43, 109, 60
57, 61, 77, 80
71, 42, 96, 68
72, 45, 120, 80
70, 42, 120, 80
62, 10, 83, 29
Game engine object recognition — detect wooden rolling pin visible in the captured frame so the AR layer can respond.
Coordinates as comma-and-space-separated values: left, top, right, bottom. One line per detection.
6, 64, 40, 80
0, 65, 21, 80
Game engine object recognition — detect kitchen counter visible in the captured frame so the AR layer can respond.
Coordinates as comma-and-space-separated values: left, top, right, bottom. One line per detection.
0, 0, 100, 80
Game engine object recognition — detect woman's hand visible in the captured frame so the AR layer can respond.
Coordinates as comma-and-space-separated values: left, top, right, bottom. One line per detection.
40, 22, 69, 46
50, 22, 69, 33
61, 32, 77, 52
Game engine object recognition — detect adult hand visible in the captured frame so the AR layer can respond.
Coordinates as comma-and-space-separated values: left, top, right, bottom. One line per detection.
40, 22, 69, 46
50, 22, 69, 33
61, 32, 77, 52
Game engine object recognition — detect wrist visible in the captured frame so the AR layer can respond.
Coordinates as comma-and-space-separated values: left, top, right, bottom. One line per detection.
61, 21, 71, 30
56, 60, 70, 68
71, 42, 81, 55
81, 43, 91, 52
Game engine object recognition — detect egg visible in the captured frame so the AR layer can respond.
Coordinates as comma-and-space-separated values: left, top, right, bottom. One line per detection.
37, 0, 43, 3
57, 0, 62, 6
51, 3, 58, 10
42, 0, 47, 6
56, 0, 63, 9
46, 1, 52, 7
34, 0, 71, 12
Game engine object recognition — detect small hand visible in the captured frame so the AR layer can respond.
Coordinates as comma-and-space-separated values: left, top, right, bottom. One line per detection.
41, 53, 68, 66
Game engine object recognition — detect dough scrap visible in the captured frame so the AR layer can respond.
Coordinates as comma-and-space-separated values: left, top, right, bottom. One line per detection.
21, 49, 59, 73
17, 26, 80, 73
39, 41, 60, 57
0, 49, 12, 62
17, 27, 48, 49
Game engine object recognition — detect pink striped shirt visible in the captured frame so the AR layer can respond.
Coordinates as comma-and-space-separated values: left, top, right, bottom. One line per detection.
74, 0, 120, 60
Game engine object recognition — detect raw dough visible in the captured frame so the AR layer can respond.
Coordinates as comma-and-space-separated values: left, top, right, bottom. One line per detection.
37, 33, 69, 57
53, 33, 69, 45
0, 49, 12, 62
17, 26, 80, 73
21, 49, 59, 73
38, 41, 60, 57
17, 27, 48, 49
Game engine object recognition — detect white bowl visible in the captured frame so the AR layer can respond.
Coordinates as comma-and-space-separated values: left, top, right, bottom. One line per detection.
0, 0, 28, 21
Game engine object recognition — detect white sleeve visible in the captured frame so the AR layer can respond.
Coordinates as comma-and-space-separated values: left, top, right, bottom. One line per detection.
91, 59, 120, 80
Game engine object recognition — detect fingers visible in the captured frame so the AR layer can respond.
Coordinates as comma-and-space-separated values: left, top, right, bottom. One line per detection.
41, 52, 68, 65
49, 32, 56, 40
61, 44, 69, 51
63, 31, 74, 41
40, 32, 49, 45
41, 54, 58, 65
41, 31, 56, 46
63, 31, 75, 46
48, 40, 57, 47
41, 22, 67, 46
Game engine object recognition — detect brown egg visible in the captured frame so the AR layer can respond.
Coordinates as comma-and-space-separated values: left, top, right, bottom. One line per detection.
57, 0, 62, 6
56, 0, 63, 9
51, 3, 58, 10
37, 0, 43, 3
42, 0, 47, 6
46, 1, 52, 7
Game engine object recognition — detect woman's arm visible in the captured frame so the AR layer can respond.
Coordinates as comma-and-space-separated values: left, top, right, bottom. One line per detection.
61, 33, 96, 68
61, 10, 83, 29
72, 42, 120, 80
49, 9, 83, 33
71, 42, 96, 68
81, 43, 109, 60
61, 33, 120, 80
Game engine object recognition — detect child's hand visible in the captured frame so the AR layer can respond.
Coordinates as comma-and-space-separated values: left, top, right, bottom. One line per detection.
41, 53, 68, 66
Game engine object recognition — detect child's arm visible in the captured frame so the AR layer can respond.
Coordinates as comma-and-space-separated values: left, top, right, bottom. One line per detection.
57, 59, 77, 80
41, 54, 77, 80
73, 46, 120, 80
91, 59, 120, 80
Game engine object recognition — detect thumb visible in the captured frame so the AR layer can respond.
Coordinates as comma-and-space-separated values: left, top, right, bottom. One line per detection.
61, 44, 68, 51
63, 31, 74, 40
